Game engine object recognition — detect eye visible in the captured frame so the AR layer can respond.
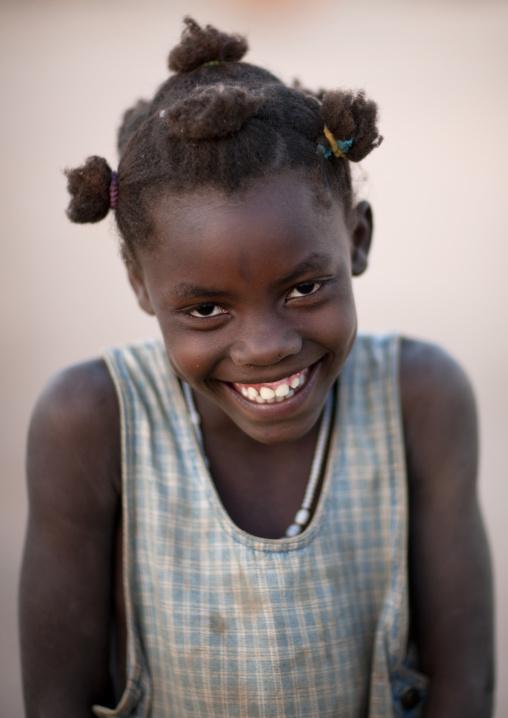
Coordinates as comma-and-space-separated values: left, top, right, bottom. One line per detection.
189, 303, 225, 318
286, 281, 322, 299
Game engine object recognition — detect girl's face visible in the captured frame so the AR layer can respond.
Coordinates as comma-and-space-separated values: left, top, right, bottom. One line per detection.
128, 172, 372, 445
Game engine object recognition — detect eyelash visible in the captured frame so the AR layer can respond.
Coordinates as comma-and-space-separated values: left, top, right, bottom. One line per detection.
187, 281, 324, 319
286, 281, 322, 299
189, 304, 227, 318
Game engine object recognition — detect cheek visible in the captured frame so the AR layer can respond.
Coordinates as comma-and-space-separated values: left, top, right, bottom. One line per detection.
311, 291, 358, 354
159, 324, 224, 382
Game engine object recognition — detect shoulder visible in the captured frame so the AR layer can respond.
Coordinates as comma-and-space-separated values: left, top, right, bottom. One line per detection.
34, 355, 117, 411
27, 358, 121, 512
399, 341, 494, 713
21, 360, 122, 711
400, 337, 475, 405
399, 337, 478, 497
29, 358, 119, 454
399, 337, 476, 426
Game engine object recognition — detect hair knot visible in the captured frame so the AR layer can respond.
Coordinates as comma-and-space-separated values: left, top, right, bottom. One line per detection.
321, 89, 382, 162
65, 156, 114, 224
166, 84, 264, 140
168, 17, 248, 73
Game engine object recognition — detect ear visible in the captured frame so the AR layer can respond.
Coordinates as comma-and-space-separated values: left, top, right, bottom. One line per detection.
124, 255, 156, 316
349, 201, 373, 277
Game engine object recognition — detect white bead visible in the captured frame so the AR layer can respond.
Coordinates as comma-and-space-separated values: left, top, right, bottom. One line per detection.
295, 509, 310, 526
286, 523, 302, 537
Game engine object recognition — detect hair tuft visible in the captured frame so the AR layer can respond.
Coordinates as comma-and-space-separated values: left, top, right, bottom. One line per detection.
321, 89, 382, 162
168, 17, 248, 73
65, 156, 113, 224
166, 85, 264, 139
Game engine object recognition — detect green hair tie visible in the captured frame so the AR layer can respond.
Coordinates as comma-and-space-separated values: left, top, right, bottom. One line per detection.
202, 60, 221, 68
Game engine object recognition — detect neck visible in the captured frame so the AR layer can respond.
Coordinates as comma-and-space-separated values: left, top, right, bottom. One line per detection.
184, 384, 335, 539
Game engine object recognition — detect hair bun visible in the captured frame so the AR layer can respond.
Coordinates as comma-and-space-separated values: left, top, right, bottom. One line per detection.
168, 17, 248, 73
321, 89, 382, 162
65, 156, 113, 224
166, 84, 264, 139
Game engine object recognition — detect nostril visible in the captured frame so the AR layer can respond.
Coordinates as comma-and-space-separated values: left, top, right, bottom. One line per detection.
230, 332, 302, 366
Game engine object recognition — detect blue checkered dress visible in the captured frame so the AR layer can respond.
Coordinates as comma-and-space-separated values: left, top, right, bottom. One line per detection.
93, 333, 427, 718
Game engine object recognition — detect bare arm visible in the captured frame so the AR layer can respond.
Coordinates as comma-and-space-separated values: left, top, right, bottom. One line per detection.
401, 339, 494, 717
19, 359, 121, 717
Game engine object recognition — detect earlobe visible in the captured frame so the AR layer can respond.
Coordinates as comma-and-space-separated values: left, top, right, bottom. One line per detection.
125, 258, 156, 316
350, 201, 373, 277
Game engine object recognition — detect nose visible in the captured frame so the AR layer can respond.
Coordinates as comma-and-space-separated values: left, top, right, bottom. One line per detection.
230, 315, 302, 366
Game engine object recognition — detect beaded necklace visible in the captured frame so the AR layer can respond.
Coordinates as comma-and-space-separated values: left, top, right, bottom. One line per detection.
182, 383, 334, 538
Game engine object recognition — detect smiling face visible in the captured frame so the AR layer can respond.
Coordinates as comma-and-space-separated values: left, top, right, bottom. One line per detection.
128, 172, 372, 445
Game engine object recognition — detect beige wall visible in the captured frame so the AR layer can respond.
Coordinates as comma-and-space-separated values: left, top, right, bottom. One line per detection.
1, 0, 506, 714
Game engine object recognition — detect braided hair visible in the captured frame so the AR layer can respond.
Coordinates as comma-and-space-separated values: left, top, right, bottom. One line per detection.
65, 17, 382, 255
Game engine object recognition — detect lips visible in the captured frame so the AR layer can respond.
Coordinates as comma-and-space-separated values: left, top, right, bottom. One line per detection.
231, 367, 309, 404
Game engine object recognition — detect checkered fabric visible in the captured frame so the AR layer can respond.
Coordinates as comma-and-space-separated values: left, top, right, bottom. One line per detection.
93, 334, 424, 718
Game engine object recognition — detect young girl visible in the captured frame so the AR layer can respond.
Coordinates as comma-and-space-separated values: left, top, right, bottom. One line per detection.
20, 17, 494, 718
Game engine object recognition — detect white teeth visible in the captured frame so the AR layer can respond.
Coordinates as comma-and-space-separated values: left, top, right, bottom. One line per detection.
235, 370, 307, 404
248, 388, 294, 404
275, 383, 289, 397
259, 387, 275, 400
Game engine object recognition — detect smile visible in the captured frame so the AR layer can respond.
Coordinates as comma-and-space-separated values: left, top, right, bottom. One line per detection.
231, 368, 309, 405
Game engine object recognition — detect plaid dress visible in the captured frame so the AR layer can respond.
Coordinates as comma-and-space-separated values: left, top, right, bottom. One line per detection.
94, 333, 427, 718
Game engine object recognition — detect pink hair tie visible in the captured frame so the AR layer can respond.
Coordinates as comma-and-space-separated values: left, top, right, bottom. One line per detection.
109, 170, 119, 210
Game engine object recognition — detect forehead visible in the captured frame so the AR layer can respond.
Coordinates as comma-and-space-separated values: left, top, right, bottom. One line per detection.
143, 173, 351, 283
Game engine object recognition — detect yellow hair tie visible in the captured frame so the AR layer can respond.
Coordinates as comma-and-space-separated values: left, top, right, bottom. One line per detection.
323, 125, 346, 159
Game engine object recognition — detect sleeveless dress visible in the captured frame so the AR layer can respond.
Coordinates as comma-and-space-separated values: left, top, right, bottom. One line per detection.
93, 333, 428, 718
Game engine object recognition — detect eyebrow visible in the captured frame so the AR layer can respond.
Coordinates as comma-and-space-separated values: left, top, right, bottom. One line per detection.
277, 254, 333, 286
172, 283, 232, 300
171, 253, 332, 300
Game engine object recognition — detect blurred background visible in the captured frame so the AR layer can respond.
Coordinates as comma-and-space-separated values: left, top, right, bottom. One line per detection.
1, 0, 507, 714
